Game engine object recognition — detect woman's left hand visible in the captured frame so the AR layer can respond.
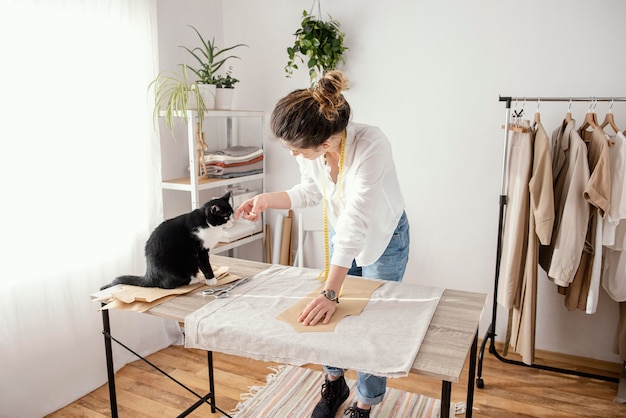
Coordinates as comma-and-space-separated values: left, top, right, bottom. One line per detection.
298, 295, 337, 326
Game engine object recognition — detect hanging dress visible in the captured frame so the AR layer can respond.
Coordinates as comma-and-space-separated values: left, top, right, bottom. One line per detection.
507, 120, 554, 364
497, 121, 532, 309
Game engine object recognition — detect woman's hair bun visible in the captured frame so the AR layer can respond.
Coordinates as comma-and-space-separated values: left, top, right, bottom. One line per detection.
312, 70, 349, 121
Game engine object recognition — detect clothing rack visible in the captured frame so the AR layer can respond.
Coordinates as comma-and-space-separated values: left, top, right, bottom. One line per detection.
476, 95, 626, 388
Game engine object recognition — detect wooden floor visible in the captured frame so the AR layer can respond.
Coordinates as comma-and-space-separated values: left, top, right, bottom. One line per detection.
47, 343, 625, 417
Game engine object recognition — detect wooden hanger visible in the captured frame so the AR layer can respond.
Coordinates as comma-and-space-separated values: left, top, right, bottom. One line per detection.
601, 101, 620, 134
502, 123, 530, 133
578, 99, 599, 137
502, 99, 530, 133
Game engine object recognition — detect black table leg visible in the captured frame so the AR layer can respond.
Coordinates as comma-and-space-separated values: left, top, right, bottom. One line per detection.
101, 307, 118, 418
441, 380, 451, 418
466, 330, 478, 418
208, 351, 216, 413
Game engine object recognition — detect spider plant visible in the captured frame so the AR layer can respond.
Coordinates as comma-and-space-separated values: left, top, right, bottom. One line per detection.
148, 64, 207, 139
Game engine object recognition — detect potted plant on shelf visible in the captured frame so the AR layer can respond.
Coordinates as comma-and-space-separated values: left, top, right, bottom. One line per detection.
181, 25, 247, 109
213, 67, 239, 110
285, 10, 348, 85
148, 64, 208, 139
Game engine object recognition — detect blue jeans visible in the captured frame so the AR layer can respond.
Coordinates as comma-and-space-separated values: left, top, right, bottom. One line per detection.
323, 211, 410, 406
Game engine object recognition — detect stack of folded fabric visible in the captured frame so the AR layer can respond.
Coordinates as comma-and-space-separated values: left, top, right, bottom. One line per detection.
202, 145, 263, 178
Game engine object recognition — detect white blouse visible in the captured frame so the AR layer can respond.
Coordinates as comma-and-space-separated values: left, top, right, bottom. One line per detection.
286, 122, 406, 267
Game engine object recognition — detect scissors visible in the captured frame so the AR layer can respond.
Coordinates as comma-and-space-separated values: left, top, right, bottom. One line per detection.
201, 277, 251, 298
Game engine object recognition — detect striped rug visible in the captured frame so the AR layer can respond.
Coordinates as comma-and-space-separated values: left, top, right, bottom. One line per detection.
230, 365, 460, 418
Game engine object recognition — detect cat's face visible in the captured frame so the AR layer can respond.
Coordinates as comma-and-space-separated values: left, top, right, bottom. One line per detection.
204, 191, 235, 228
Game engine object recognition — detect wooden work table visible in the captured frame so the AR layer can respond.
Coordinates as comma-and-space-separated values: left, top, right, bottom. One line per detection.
100, 255, 487, 418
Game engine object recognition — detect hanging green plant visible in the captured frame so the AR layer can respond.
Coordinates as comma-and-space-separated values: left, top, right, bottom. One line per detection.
285, 9, 347, 85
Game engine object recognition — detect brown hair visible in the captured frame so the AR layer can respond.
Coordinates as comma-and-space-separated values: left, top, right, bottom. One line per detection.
270, 70, 350, 149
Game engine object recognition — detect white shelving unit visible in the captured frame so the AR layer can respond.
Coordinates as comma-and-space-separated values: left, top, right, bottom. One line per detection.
160, 109, 265, 256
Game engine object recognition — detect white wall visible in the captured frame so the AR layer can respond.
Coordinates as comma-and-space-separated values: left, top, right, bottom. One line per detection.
160, 0, 626, 363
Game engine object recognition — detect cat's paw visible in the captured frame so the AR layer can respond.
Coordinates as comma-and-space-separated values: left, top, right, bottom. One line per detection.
205, 277, 217, 286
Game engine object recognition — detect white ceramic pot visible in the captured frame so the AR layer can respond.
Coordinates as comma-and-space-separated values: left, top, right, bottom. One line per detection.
198, 84, 216, 110
215, 87, 234, 110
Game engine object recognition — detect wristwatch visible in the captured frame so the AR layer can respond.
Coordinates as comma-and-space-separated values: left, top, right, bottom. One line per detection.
321, 289, 339, 303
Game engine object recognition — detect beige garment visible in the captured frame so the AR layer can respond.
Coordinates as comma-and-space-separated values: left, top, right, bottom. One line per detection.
508, 121, 554, 364
562, 126, 611, 311
497, 121, 532, 309
538, 119, 590, 287
603, 132, 626, 302
602, 132, 626, 247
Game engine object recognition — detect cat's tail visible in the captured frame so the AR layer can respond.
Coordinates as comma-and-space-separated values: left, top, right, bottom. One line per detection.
100, 275, 151, 290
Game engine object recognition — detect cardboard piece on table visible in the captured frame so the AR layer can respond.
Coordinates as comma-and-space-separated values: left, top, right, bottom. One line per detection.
277, 276, 383, 333
279, 211, 293, 265
265, 224, 271, 263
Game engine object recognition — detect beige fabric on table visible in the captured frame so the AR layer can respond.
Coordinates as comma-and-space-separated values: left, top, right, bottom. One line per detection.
184, 264, 444, 378
539, 119, 590, 287
497, 120, 532, 310
507, 121, 554, 365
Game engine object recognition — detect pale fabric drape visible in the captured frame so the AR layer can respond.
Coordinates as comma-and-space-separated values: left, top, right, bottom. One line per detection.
185, 265, 443, 378
0, 2, 181, 417
497, 122, 532, 309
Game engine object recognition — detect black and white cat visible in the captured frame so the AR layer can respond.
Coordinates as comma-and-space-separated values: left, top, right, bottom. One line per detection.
101, 192, 235, 290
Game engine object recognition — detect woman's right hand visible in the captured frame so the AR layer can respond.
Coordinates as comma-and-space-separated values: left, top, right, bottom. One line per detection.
235, 194, 267, 221
235, 191, 292, 222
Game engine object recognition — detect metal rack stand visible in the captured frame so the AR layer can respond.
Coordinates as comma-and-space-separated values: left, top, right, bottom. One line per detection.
476, 95, 626, 388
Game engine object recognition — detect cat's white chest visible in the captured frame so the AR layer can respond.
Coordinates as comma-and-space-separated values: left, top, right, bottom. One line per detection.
194, 226, 223, 250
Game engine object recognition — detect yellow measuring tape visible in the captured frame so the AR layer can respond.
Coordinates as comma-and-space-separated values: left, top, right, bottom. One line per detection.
318, 130, 347, 285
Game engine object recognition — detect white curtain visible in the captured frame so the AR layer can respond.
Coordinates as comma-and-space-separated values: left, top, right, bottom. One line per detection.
0, 1, 182, 417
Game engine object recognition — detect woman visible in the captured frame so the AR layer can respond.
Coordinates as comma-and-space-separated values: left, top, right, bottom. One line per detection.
235, 70, 409, 418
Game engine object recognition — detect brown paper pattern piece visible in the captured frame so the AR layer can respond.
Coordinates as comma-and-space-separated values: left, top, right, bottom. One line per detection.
277, 276, 383, 333
94, 266, 238, 312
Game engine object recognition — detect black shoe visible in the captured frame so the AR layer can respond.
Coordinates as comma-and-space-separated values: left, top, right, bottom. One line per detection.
343, 402, 371, 418
311, 375, 350, 418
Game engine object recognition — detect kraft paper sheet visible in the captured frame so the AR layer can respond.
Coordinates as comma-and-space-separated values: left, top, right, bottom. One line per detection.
92, 269, 240, 313
276, 277, 383, 332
